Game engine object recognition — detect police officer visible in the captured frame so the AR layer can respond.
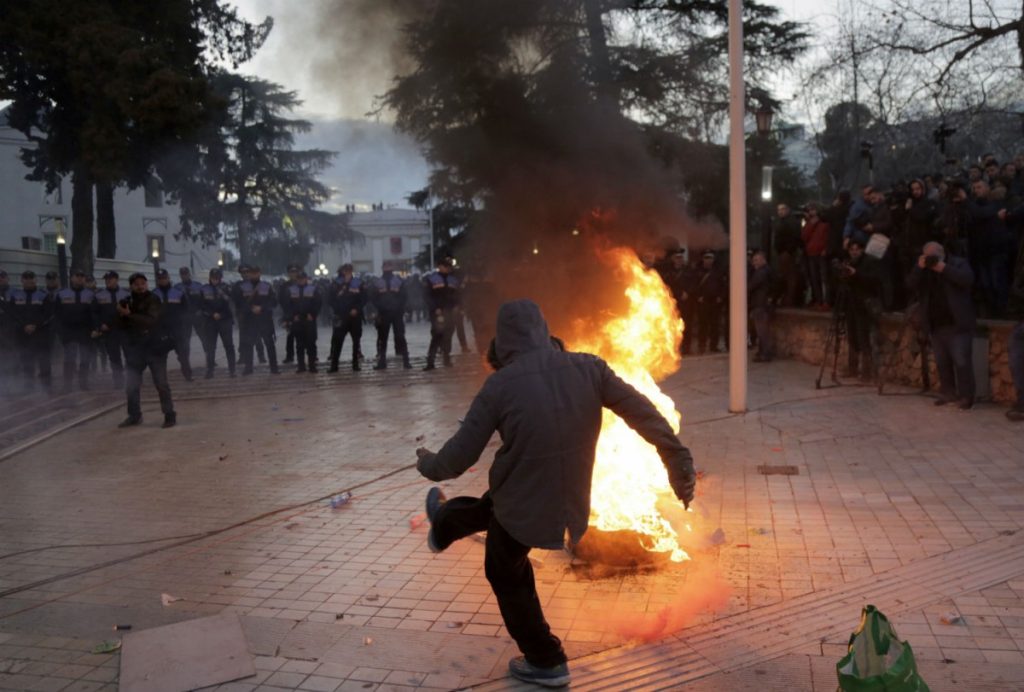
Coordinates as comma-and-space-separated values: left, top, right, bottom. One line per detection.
286, 271, 321, 373
0, 269, 12, 380
279, 264, 300, 364
10, 270, 54, 393
93, 271, 130, 389
328, 263, 366, 372
44, 270, 60, 300
370, 260, 412, 370
423, 258, 460, 370
55, 268, 96, 391
175, 267, 204, 378
694, 251, 726, 354
200, 267, 236, 378
117, 273, 176, 428
153, 269, 193, 380
235, 265, 280, 375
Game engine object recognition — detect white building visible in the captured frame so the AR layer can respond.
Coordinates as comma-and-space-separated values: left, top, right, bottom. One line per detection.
0, 108, 220, 279
313, 207, 433, 276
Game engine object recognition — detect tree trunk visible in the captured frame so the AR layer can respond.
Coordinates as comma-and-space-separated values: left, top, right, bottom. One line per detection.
584, 0, 617, 105
95, 182, 117, 258
70, 166, 95, 277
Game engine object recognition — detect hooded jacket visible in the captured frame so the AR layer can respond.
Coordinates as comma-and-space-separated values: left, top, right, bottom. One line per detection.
417, 299, 693, 549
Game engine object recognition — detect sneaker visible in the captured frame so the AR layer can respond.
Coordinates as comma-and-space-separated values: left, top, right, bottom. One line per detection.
1006, 407, 1024, 422
162, 415, 177, 429
373, 361, 387, 371
508, 657, 570, 688
425, 487, 447, 553
118, 416, 141, 428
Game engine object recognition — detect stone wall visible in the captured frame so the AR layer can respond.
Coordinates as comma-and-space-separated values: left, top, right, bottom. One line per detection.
771, 308, 1017, 403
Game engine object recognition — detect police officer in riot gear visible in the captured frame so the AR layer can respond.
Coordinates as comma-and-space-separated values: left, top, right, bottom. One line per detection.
200, 267, 236, 378
235, 265, 280, 375
10, 270, 54, 393
371, 260, 412, 370
93, 271, 130, 389
328, 263, 366, 372
286, 271, 321, 373
153, 269, 193, 380
423, 258, 460, 370
55, 268, 96, 391
175, 267, 204, 378
279, 264, 300, 364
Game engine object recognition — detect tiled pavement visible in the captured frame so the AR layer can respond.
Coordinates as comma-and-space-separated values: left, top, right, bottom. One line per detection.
1, 334, 1024, 691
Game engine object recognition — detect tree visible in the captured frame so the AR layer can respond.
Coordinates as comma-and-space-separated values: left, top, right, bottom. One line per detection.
381, 0, 808, 266
170, 73, 339, 264
0, 0, 271, 274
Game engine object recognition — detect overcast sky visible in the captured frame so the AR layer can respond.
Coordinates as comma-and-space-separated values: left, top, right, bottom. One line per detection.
231, 0, 838, 207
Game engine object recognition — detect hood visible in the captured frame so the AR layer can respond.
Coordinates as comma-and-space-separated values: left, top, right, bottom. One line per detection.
495, 299, 553, 365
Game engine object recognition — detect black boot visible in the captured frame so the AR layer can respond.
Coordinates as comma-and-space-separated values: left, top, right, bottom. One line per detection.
373, 359, 387, 370
352, 359, 361, 371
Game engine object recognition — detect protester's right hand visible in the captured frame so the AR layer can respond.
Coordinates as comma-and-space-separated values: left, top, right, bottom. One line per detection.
666, 454, 697, 509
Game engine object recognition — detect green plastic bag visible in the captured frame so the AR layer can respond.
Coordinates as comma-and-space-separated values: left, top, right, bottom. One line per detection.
836, 605, 930, 692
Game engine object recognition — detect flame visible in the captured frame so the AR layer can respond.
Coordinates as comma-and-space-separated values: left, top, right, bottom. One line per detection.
568, 246, 690, 562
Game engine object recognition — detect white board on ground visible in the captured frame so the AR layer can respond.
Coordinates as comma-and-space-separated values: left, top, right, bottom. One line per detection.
119, 613, 256, 692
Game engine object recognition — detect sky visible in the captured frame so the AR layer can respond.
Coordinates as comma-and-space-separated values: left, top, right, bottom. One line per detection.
231, 0, 839, 207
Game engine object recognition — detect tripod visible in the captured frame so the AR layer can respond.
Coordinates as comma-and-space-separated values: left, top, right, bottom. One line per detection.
815, 284, 849, 389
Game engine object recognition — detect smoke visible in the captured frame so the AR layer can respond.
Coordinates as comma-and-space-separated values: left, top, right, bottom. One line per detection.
308, 0, 727, 336
609, 564, 731, 642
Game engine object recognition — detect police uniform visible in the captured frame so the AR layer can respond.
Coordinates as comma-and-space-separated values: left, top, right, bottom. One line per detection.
370, 270, 411, 369
175, 274, 204, 375
10, 275, 54, 391
278, 265, 299, 363
93, 275, 130, 388
199, 272, 237, 378
154, 274, 194, 380
0, 272, 14, 388
55, 277, 96, 390
286, 277, 321, 372
423, 267, 461, 369
328, 271, 367, 371
235, 275, 279, 374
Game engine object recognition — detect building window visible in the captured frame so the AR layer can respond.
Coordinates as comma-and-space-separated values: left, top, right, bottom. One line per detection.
144, 177, 164, 208
42, 234, 58, 254
42, 180, 63, 205
146, 235, 166, 260
390, 237, 403, 255
21, 237, 42, 251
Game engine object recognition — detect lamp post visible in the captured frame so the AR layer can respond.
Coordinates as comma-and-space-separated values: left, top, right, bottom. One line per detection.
727, 0, 747, 413
151, 247, 161, 280
55, 218, 68, 289
756, 104, 775, 261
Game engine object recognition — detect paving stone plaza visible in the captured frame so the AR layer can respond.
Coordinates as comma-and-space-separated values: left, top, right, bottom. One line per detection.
2, 322, 1024, 691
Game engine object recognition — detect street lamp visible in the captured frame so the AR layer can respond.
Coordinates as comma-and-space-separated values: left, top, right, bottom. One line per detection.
55, 218, 68, 289
151, 248, 161, 279
217, 252, 225, 267
755, 105, 774, 136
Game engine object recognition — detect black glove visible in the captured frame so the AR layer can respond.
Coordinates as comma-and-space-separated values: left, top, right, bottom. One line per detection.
664, 452, 696, 510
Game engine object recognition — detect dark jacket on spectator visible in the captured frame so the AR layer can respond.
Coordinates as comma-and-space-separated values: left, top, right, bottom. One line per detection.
907, 257, 975, 335
905, 195, 939, 254
773, 214, 802, 255
748, 264, 775, 310
416, 300, 693, 549
966, 197, 1011, 259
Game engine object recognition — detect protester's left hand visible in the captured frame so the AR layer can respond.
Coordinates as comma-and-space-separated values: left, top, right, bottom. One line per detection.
415, 447, 436, 474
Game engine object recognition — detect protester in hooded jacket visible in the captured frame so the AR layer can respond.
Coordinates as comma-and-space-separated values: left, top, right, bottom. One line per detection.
415, 299, 695, 689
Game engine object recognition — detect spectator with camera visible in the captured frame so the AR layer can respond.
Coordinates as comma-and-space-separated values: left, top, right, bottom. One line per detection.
836, 239, 883, 382
908, 242, 976, 410
801, 205, 830, 310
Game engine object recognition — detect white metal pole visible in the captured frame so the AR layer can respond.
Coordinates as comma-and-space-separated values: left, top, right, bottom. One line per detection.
727, 0, 748, 413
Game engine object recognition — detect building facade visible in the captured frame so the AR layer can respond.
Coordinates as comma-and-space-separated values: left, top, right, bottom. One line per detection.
314, 208, 433, 276
0, 109, 221, 279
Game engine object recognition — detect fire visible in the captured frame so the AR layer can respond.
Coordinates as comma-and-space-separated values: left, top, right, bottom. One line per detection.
568, 246, 690, 562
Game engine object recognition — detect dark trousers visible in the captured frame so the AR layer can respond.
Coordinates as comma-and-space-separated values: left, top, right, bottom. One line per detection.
930, 326, 974, 402
778, 250, 802, 307
62, 332, 93, 389
18, 332, 52, 388
846, 305, 880, 377
102, 330, 125, 385
177, 324, 194, 378
375, 310, 408, 363
752, 307, 773, 358
125, 351, 174, 420
1009, 322, 1024, 408
284, 330, 295, 362
426, 309, 455, 365
203, 318, 236, 375
975, 253, 1010, 317
679, 303, 695, 354
807, 255, 827, 305
454, 308, 469, 351
432, 494, 567, 668
330, 319, 362, 368
696, 301, 721, 353
293, 319, 317, 369
240, 319, 277, 372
